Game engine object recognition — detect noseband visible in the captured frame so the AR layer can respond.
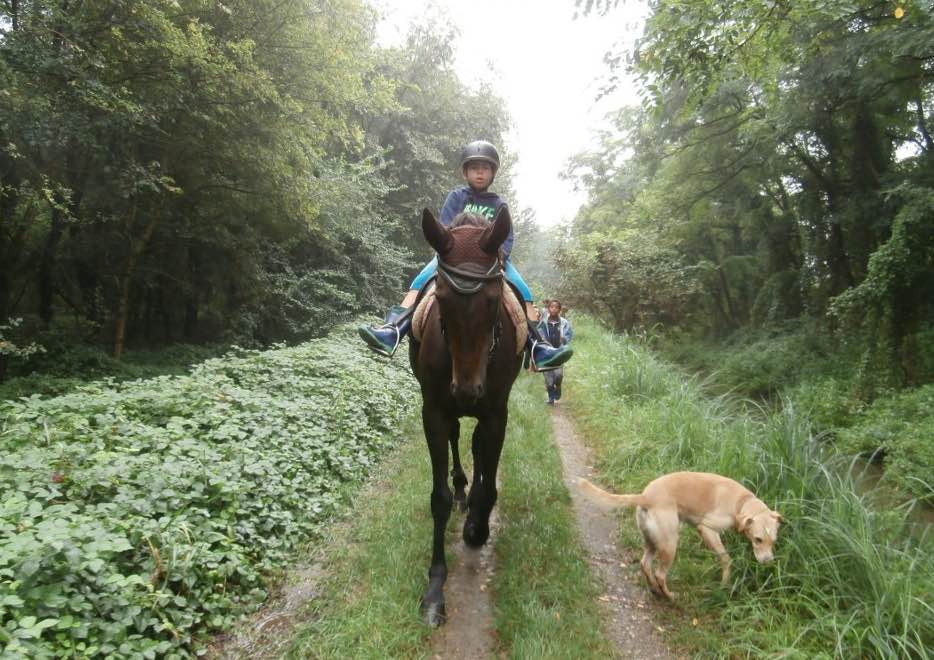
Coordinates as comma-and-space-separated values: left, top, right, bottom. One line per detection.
436, 256, 505, 359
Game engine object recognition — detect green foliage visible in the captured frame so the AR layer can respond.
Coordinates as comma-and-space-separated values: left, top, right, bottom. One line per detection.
663, 321, 843, 398
0, 335, 227, 400
1, 1, 514, 354
0, 326, 418, 658
901, 325, 934, 386
660, 320, 932, 500
556, 229, 700, 332
0, 319, 45, 382
830, 186, 934, 388
568, 0, 934, 375
838, 385, 934, 501
788, 375, 866, 433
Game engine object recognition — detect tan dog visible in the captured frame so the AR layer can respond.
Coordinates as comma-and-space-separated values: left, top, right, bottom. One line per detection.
578, 472, 783, 600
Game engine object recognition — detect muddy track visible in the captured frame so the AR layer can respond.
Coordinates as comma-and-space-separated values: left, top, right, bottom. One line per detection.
550, 405, 673, 659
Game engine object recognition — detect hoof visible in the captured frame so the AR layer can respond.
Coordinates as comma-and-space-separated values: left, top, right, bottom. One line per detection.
463, 518, 489, 547
420, 599, 446, 627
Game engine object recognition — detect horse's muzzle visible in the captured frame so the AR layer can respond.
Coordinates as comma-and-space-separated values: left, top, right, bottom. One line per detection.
451, 380, 485, 402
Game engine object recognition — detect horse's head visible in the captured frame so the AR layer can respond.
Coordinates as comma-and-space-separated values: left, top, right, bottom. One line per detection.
422, 205, 512, 403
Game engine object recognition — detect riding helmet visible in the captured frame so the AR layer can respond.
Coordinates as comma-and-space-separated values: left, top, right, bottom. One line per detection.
460, 140, 500, 172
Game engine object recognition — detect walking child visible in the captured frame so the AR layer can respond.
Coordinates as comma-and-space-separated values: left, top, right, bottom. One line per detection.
537, 299, 573, 404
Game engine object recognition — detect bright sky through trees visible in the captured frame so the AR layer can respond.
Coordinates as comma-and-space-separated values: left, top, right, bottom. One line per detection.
375, 0, 647, 226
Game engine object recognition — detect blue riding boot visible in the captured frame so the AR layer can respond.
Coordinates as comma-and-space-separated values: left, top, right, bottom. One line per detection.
530, 339, 573, 371
527, 322, 573, 371
358, 305, 412, 357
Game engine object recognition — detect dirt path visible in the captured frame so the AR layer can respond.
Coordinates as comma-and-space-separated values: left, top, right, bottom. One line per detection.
550, 405, 674, 659
429, 509, 499, 659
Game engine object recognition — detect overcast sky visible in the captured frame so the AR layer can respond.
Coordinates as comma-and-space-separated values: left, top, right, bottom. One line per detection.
374, 0, 647, 226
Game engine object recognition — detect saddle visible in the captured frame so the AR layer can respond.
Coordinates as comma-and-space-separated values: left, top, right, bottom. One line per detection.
412, 279, 528, 354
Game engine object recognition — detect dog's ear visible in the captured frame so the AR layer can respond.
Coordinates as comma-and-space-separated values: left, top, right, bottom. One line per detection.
771, 511, 784, 523
740, 516, 754, 531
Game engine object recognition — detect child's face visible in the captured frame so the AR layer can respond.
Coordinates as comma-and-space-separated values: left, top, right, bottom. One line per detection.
548, 302, 561, 317
464, 161, 494, 191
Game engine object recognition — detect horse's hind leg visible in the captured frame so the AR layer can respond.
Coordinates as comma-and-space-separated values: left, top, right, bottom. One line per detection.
464, 412, 506, 547
421, 407, 453, 627
449, 419, 467, 512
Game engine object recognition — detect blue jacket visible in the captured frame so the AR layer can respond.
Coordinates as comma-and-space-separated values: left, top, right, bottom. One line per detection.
537, 316, 573, 348
440, 186, 513, 257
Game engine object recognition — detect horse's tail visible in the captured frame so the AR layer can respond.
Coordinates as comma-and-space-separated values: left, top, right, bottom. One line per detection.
577, 478, 646, 509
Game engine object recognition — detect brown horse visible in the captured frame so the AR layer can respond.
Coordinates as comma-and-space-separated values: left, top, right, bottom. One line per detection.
409, 206, 523, 626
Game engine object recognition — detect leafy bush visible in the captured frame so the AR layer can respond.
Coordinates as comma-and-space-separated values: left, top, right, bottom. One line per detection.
0, 319, 45, 383
901, 325, 934, 386
0, 326, 418, 658
0, 341, 228, 401
787, 376, 866, 433
661, 321, 844, 398
838, 385, 934, 501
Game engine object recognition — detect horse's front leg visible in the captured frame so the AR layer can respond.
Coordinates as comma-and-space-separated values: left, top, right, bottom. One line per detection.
464, 409, 507, 548
448, 418, 468, 512
421, 406, 453, 627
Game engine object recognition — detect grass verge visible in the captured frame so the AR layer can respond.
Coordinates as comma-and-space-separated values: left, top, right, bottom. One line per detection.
564, 315, 934, 658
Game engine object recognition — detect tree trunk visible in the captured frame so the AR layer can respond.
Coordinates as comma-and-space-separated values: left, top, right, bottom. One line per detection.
183, 246, 200, 340
38, 204, 66, 327
113, 205, 159, 360
717, 265, 738, 330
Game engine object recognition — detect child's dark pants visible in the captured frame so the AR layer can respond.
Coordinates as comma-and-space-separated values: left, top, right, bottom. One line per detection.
544, 367, 564, 403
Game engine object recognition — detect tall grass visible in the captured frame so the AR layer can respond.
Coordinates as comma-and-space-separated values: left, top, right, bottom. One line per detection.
565, 316, 934, 658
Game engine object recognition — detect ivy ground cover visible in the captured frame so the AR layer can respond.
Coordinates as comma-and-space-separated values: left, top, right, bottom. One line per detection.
0, 328, 417, 658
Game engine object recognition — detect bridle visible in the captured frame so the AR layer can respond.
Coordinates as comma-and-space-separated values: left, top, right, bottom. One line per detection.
436, 256, 505, 359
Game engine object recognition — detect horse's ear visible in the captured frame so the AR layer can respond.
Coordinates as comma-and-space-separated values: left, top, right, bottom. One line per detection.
479, 205, 511, 255
422, 208, 452, 255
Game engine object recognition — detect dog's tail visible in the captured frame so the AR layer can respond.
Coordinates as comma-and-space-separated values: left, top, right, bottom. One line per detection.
577, 478, 646, 509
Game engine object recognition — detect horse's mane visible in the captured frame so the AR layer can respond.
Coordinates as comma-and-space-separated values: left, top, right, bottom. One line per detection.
450, 212, 488, 228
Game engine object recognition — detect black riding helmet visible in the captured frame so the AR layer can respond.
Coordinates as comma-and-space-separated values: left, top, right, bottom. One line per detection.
460, 140, 500, 173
